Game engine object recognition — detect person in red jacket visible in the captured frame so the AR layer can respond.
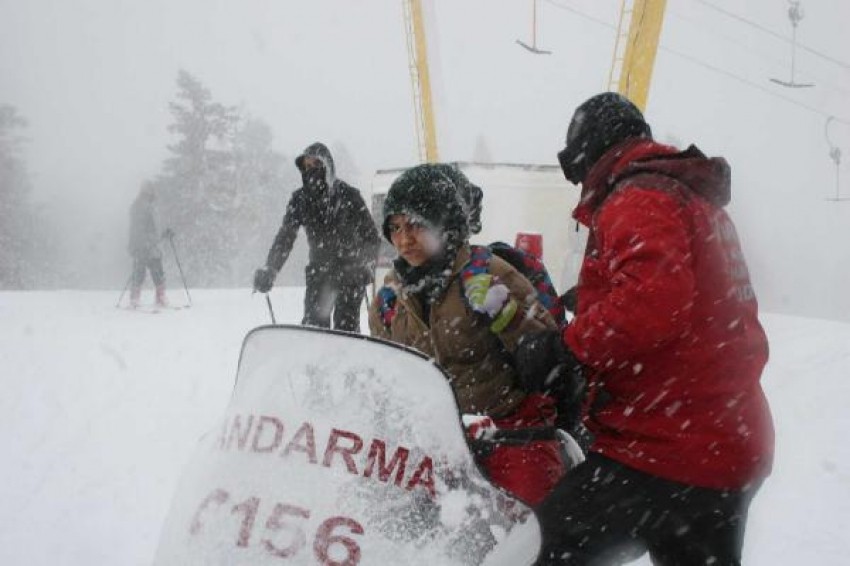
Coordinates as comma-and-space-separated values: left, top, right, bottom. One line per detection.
520, 93, 775, 565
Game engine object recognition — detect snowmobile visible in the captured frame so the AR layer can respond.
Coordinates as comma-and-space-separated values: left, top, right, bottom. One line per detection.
154, 325, 580, 565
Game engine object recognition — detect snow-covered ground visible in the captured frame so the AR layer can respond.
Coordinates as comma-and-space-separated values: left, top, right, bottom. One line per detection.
1, 288, 848, 565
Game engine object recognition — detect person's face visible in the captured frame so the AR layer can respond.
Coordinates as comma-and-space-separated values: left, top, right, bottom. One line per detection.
300, 156, 323, 172
386, 214, 440, 267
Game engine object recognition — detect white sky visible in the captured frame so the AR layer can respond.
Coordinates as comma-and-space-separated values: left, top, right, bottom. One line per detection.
1, 0, 849, 318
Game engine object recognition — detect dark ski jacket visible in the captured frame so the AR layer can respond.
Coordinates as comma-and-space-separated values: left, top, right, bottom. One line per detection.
128, 193, 161, 259
566, 138, 774, 490
266, 143, 381, 285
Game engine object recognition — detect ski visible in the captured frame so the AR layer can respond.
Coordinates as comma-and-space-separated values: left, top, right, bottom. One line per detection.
122, 305, 190, 314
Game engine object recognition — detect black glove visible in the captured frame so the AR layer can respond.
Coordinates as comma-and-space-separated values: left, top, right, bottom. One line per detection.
161, 228, 175, 239
253, 266, 276, 293
514, 330, 586, 430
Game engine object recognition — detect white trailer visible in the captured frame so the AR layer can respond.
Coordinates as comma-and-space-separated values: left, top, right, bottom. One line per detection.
369, 162, 587, 293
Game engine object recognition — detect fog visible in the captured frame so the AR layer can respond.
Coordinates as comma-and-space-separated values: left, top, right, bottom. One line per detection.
1, 0, 848, 320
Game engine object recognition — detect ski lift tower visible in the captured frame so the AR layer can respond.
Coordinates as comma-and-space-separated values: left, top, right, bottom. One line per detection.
516, 0, 552, 55
402, 0, 439, 163
608, 0, 668, 112
770, 1, 815, 88
825, 117, 848, 201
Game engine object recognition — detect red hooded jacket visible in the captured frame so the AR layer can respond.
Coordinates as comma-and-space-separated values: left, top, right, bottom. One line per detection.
565, 139, 774, 490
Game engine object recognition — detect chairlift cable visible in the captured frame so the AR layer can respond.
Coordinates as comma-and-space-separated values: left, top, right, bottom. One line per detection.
659, 44, 850, 126
541, 0, 616, 30
541, 0, 849, 125
666, 9, 850, 98
687, 0, 850, 73
547, 0, 850, 87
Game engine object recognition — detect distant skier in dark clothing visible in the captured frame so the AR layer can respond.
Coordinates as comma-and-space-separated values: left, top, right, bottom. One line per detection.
128, 183, 169, 308
254, 142, 380, 332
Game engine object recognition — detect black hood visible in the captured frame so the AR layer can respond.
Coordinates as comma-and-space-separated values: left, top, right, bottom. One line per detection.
295, 142, 336, 187
384, 164, 469, 304
429, 163, 483, 235
558, 92, 651, 185
381, 164, 469, 245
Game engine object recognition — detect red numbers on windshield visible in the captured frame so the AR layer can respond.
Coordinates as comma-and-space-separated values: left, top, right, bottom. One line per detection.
190, 488, 363, 565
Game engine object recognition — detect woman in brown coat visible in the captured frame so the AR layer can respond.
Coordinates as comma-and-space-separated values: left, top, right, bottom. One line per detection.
368, 164, 565, 506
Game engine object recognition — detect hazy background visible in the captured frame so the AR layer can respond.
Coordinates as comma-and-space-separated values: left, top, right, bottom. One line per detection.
1, 0, 848, 320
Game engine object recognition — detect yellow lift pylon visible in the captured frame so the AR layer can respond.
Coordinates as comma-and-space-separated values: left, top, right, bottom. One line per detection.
608, 0, 668, 112
402, 0, 439, 163
401, 1, 666, 160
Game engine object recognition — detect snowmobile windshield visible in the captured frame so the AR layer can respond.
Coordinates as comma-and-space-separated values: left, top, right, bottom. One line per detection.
154, 326, 542, 566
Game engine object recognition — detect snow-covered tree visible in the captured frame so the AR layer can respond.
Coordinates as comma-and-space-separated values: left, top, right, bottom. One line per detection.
154, 71, 292, 287
227, 116, 293, 285
0, 105, 55, 289
0, 104, 29, 287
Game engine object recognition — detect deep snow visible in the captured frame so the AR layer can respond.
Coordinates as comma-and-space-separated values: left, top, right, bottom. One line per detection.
1, 288, 848, 564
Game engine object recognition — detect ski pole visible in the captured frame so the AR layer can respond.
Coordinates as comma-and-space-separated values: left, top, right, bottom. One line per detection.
166, 233, 192, 306
115, 272, 133, 308
265, 294, 277, 324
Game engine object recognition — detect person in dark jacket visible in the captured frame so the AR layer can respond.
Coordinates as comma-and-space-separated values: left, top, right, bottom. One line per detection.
128, 183, 169, 308
254, 142, 380, 332
520, 93, 775, 565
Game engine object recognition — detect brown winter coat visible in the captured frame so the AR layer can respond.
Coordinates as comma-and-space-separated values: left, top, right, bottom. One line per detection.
369, 245, 557, 417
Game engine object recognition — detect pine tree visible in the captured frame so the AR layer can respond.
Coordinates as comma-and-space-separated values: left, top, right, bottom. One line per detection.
0, 105, 34, 288
157, 70, 239, 286
155, 70, 291, 287
227, 116, 293, 284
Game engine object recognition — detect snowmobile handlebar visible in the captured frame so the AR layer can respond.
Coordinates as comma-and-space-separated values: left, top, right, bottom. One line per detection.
480, 426, 560, 444
467, 426, 560, 459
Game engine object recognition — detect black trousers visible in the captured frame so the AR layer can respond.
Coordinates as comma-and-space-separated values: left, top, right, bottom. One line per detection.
302, 265, 366, 333
131, 255, 165, 288
534, 453, 761, 566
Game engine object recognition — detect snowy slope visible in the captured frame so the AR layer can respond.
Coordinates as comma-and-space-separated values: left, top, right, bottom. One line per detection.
0, 288, 848, 565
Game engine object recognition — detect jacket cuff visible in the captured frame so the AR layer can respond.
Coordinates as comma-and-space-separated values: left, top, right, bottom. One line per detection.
489, 298, 519, 334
